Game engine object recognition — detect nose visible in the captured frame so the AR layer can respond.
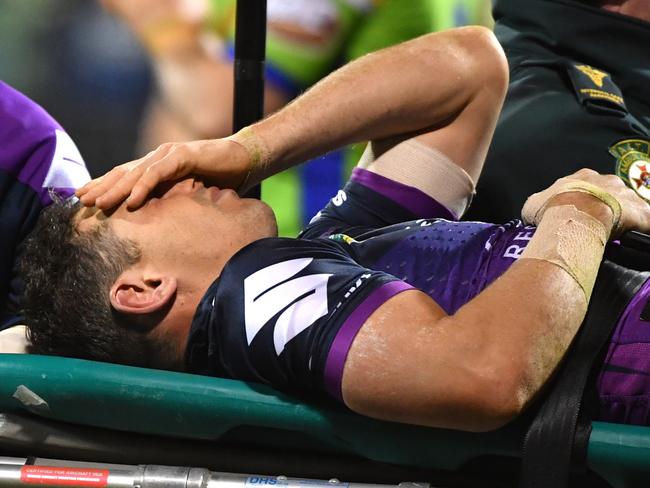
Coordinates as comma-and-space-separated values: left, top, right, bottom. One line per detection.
158, 178, 202, 199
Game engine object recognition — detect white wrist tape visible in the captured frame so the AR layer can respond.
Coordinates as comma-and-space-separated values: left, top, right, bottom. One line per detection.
521, 205, 608, 302
358, 139, 475, 219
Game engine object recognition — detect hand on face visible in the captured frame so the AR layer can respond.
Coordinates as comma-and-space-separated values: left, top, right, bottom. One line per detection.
76, 138, 251, 210
522, 168, 650, 238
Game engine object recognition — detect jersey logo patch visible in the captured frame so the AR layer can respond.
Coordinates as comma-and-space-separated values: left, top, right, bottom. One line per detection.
244, 257, 332, 355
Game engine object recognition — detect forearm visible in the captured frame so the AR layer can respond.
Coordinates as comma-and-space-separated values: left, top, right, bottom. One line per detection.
449, 195, 613, 418
250, 26, 504, 176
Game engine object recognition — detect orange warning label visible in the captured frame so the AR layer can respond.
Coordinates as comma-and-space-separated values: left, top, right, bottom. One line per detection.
20, 466, 109, 486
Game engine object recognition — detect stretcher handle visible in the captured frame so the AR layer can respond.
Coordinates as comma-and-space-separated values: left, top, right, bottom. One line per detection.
233, 0, 267, 200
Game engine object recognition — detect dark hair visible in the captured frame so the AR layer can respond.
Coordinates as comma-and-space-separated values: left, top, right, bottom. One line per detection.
20, 198, 178, 369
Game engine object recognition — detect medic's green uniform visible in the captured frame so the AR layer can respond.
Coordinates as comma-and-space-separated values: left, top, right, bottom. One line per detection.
466, 0, 650, 223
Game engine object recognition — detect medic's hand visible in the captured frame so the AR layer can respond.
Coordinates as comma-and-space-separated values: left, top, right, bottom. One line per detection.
76, 139, 250, 210
522, 168, 650, 238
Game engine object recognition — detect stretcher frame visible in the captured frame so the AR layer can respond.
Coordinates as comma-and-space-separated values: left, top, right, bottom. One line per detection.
0, 354, 649, 488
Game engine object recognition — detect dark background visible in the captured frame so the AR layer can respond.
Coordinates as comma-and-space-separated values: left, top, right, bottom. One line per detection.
1, 0, 152, 176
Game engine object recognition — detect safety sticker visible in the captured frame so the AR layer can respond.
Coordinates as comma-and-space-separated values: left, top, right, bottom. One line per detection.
610, 139, 650, 203
20, 466, 109, 487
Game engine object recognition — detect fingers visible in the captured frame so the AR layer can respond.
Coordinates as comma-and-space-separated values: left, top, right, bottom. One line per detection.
126, 154, 189, 208
568, 168, 650, 236
76, 144, 178, 210
96, 163, 150, 209
77, 164, 137, 208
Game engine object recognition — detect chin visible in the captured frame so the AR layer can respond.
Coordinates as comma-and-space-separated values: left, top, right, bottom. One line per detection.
256, 200, 279, 238
238, 197, 278, 239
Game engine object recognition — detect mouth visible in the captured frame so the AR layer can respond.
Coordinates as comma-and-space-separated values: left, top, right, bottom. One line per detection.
208, 186, 238, 203
208, 186, 222, 202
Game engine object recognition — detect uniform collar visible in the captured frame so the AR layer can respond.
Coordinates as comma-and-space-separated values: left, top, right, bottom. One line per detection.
494, 0, 650, 102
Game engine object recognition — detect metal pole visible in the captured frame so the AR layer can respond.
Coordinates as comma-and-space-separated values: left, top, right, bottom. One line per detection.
0, 460, 430, 488
233, 0, 267, 199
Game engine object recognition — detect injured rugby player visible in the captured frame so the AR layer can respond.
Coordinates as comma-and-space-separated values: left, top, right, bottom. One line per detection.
21, 27, 650, 431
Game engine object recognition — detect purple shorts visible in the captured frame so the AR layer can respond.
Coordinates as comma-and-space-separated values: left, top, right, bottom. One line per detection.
597, 277, 650, 425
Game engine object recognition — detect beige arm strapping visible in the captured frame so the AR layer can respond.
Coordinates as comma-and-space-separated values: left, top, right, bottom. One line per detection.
522, 180, 622, 232
227, 127, 272, 193
358, 139, 476, 218
521, 205, 608, 302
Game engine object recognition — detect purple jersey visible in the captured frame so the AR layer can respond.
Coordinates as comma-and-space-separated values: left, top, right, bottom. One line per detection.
187, 169, 537, 398
0, 81, 90, 329
597, 278, 650, 425
187, 167, 650, 425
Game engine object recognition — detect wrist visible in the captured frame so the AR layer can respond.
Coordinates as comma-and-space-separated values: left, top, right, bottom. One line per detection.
545, 192, 614, 238
524, 203, 609, 301
226, 127, 272, 193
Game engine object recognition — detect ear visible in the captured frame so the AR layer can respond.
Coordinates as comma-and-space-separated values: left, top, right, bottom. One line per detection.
109, 270, 177, 315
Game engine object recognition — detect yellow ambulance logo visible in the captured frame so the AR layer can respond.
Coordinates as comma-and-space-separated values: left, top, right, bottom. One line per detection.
575, 65, 609, 88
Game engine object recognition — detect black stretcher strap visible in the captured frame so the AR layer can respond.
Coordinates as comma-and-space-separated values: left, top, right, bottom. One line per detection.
233, 0, 267, 200
520, 256, 650, 488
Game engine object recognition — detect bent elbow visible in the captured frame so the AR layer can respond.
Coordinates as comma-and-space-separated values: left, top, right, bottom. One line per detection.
456, 26, 509, 102
458, 368, 530, 433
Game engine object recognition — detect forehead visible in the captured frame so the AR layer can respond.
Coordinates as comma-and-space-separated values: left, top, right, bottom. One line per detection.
74, 205, 112, 234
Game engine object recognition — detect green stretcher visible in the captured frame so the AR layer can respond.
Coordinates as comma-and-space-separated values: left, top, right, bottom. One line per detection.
0, 354, 649, 488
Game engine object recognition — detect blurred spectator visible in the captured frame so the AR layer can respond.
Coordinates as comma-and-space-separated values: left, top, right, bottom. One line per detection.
466, 0, 650, 222
0, 1, 152, 177
103, 0, 493, 235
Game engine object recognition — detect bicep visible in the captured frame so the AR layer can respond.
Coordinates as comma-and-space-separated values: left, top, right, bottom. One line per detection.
341, 289, 497, 431
359, 36, 508, 217
341, 257, 588, 431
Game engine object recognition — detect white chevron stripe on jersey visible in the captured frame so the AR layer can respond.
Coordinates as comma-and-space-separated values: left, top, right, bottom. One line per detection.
244, 257, 332, 355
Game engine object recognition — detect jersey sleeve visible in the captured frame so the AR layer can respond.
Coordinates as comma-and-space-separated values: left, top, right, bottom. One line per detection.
300, 167, 456, 239
185, 237, 413, 401
0, 81, 90, 329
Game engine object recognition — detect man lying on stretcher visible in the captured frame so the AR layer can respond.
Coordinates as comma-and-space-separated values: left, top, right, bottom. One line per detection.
21, 27, 650, 430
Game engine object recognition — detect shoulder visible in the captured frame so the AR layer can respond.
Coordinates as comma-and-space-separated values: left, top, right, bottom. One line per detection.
0, 81, 89, 205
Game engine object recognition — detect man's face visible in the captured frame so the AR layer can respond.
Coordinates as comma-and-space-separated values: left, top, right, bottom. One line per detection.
77, 178, 278, 281
599, 0, 650, 22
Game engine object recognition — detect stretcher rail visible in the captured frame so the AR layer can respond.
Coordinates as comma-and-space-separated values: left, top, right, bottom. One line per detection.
0, 459, 431, 488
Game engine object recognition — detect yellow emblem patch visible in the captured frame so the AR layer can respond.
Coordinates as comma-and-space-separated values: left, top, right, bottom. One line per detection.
610, 139, 650, 202
575, 65, 609, 88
